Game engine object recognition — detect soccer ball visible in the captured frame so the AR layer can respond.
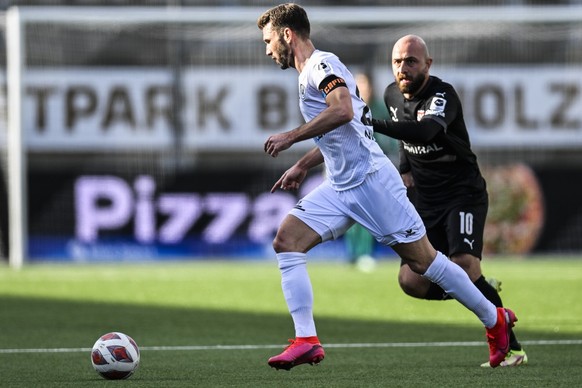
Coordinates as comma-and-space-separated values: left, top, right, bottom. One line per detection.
91, 332, 140, 380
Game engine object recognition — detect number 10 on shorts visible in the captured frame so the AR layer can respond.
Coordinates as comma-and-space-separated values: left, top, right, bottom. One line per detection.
459, 211, 474, 235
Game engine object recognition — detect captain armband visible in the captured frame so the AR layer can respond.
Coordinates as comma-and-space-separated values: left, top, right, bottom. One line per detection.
319, 75, 347, 97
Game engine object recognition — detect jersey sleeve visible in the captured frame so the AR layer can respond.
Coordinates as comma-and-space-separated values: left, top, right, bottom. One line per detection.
421, 85, 461, 131
373, 117, 442, 143
309, 54, 348, 95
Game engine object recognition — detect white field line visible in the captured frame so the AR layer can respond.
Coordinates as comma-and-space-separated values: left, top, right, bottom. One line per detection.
1, 339, 581, 354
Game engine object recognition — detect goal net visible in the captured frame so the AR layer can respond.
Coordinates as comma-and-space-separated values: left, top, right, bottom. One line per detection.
3, 5, 582, 267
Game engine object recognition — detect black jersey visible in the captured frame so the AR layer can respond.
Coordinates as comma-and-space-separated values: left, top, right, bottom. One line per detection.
383, 76, 486, 210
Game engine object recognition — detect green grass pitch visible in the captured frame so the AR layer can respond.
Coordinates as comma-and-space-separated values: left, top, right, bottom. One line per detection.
1, 257, 581, 387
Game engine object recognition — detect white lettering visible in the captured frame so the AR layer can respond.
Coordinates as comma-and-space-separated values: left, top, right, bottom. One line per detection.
75, 176, 133, 242
75, 175, 290, 245
134, 175, 156, 243
203, 194, 249, 244
158, 194, 202, 243
403, 142, 444, 155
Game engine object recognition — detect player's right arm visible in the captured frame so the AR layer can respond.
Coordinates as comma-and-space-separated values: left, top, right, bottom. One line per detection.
372, 118, 443, 143
264, 76, 353, 157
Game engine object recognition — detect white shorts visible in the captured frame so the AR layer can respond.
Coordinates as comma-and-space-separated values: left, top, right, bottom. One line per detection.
290, 165, 425, 246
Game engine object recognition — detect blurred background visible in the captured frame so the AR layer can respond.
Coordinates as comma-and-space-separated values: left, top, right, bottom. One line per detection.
0, 0, 581, 266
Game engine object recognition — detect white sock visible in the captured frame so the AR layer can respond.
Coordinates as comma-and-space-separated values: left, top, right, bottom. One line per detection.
423, 251, 498, 328
276, 252, 317, 337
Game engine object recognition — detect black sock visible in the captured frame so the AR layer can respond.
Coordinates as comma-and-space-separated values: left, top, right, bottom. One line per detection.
424, 282, 451, 300
474, 276, 522, 351
474, 275, 503, 306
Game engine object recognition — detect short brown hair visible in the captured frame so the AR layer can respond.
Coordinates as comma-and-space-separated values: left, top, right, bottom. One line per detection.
257, 3, 310, 40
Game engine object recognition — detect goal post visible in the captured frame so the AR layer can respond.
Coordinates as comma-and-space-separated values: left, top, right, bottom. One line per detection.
5, 5, 582, 268
6, 7, 25, 269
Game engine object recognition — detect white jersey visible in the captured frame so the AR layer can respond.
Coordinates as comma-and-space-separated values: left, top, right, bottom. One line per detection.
298, 50, 390, 191
299, 50, 390, 190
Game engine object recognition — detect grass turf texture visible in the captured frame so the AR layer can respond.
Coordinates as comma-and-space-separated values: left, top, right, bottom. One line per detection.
1, 258, 581, 387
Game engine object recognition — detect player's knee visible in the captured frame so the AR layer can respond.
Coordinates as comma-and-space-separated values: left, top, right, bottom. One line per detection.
272, 230, 300, 253
398, 269, 426, 299
399, 279, 423, 299
272, 235, 289, 253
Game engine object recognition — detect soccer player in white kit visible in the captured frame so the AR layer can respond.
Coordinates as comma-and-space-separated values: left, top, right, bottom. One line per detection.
258, 3, 517, 371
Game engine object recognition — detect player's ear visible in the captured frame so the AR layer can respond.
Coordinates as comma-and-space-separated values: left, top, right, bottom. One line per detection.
282, 27, 293, 43
425, 57, 433, 69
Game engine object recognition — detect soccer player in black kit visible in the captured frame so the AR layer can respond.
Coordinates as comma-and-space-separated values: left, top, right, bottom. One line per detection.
372, 35, 527, 367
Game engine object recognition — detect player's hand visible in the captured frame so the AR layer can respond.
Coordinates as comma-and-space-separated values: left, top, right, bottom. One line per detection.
270, 165, 307, 193
264, 133, 293, 157
401, 172, 415, 188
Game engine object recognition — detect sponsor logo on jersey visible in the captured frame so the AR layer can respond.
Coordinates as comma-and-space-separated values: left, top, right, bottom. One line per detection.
463, 238, 475, 249
390, 106, 399, 122
403, 141, 444, 155
425, 96, 446, 118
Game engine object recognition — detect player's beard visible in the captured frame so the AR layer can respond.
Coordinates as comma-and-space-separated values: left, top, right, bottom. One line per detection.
397, 73, 425, 95
275, 37, 294, 70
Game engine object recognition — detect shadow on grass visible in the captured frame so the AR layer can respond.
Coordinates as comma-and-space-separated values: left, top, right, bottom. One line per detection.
1, 295, 577, 349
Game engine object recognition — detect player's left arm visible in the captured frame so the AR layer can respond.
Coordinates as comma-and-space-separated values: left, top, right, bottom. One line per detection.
271, 147, 323, 193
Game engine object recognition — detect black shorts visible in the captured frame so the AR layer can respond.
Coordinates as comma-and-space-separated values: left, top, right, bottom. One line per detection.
421, 194, 488, 259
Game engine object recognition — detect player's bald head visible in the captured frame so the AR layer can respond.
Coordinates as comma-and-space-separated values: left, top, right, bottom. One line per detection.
392, 35, 430, 61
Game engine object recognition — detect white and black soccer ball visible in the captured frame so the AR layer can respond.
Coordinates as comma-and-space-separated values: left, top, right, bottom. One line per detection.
91, 332, 140, 380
